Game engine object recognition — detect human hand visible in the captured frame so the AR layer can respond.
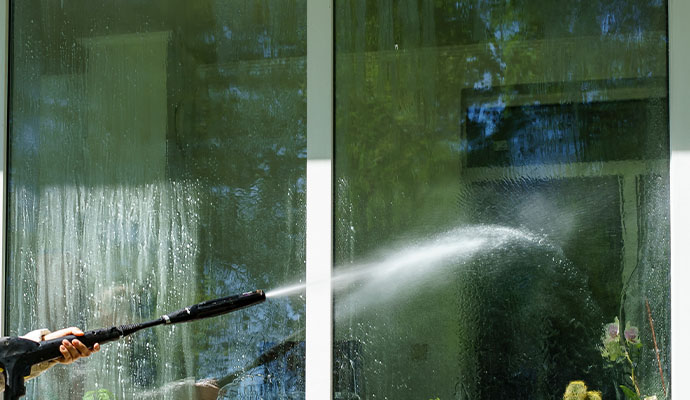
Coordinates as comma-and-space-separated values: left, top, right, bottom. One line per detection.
41, 327, 101, 364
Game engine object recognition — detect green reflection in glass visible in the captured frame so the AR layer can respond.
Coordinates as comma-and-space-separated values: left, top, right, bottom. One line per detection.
335, 1, 669, 399
7, 0, 306, 399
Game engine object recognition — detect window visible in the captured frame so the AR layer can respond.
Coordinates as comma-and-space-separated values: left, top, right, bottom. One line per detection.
6, 1, 306, 398
2, 1, 688, 399
334, 1, 669, 399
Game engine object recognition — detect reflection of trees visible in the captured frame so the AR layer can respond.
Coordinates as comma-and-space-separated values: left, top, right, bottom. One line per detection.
9, 0, 308, 398
335, 0, 668, 261
335, 0, 668, 399
171, 3, 308, 391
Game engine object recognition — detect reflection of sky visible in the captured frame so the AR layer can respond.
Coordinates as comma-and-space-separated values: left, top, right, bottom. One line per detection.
597, 1, 659, 36
473, 72, 494, 90
462, 75, 665, 167
493, 21, 521, 41
218, 342, 305, 399
466, 101, 582, 166
466, 96, 506, 139
189, 60, 306, 390
15, 124, 39, 153
222, 26, 232, 40
210, 0, 307, 63
599, 12, 616, 34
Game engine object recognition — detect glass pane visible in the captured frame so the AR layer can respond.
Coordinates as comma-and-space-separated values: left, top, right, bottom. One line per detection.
334, 1, 669, 399
7, 1, 306, 399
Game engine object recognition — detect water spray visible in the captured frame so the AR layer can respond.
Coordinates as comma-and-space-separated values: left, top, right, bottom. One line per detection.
0, 290, 266, 400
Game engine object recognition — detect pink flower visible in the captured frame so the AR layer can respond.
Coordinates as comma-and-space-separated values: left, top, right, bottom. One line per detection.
606, 322, 619, 339
625, 326, 639, 344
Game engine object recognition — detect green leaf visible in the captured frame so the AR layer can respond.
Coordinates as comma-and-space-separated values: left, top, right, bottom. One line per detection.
83, 389, 116, 400
619, 385, 640, 400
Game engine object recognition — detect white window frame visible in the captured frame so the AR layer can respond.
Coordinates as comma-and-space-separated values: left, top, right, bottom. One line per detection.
0, 1, 686, 399
669, 0, 690, 397
306, 0, 334, 399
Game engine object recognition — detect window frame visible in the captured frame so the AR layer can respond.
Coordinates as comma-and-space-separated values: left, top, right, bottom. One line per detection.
0, 0, 686, 398
306, 0, 334, 399
669, 0, 689, 396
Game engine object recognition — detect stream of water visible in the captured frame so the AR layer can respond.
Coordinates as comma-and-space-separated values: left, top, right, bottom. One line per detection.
266, 225, 548, 305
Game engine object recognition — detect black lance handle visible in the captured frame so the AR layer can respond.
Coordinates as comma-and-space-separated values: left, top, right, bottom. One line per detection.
32, 326, 125, 362
162, 290, 266, 324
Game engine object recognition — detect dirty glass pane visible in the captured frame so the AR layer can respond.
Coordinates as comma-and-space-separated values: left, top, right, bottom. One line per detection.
7, 1, 306, 399
334, 1, 669, 399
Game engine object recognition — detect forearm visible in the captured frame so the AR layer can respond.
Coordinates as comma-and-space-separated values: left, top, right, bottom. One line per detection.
0, 327, 99, 392
0, 359, 59, 392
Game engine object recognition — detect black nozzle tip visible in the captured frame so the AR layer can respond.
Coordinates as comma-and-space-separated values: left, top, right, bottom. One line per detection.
243, 289, 266, 301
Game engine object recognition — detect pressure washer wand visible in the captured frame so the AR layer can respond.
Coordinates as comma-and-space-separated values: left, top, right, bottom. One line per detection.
0, 289, 266, 400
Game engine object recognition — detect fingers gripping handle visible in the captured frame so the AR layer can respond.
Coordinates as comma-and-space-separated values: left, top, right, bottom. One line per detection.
36, 327, 123, 361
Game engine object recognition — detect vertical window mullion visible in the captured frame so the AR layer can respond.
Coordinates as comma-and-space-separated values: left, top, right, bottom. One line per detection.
670, 0, 690, 397
0, 0, 9, 338
306, 0, 334, 399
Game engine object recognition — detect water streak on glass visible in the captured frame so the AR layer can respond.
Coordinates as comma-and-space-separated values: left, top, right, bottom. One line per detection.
8, 1, 306, 399
334, 1, 669, 399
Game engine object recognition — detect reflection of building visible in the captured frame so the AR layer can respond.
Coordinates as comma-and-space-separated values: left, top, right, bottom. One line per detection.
460, 78, 670, 394
460, 77, 668, 322
334, 9, 670, 399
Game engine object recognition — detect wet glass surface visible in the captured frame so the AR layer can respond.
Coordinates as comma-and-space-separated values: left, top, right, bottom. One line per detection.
334, 1, 669, 399
7, 1, 306, 398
